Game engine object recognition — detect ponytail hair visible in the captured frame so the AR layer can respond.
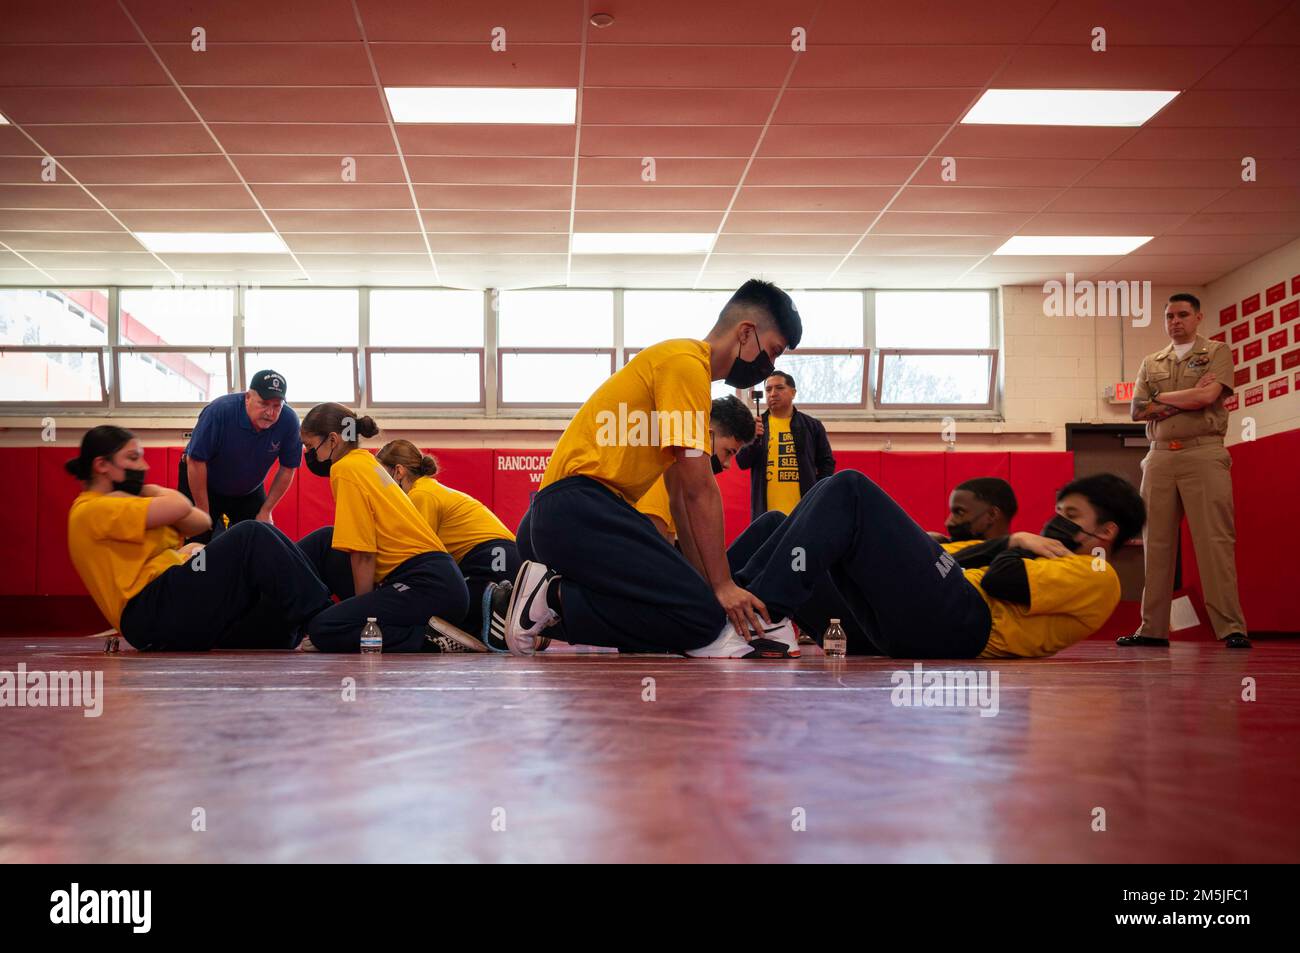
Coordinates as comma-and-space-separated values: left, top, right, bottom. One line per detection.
377, 439, 438, 477
65, 425, 135, 482
301, 403, 379, 445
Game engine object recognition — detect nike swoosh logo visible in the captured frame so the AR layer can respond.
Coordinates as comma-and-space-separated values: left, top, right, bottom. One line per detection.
519, 575, 548, 630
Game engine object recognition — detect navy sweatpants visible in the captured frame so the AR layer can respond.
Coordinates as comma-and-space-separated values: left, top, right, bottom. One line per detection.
458, 538, 521, 637
119, 520, 332, 651
517, 476, 724, 652
726, 510, 874, 652
296, 527, 470, 652
732, 470, 992, 658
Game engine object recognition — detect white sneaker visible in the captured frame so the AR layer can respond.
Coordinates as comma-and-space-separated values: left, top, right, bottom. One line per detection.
502, 560, 560, 656
757, 618, 800, 658
686, 621, 797, 659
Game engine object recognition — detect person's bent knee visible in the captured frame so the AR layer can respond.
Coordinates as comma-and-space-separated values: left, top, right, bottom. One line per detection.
751, 510, 785, 534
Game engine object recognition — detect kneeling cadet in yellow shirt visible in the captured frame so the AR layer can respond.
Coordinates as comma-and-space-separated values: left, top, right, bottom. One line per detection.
294, 403, 474, 653
493, 279, 802, 657
66, 425, 333, 651
729, 470, 1143, 659
375, 439, 520, 646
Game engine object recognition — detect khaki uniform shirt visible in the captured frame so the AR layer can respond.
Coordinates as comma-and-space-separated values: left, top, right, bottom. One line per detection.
1133, 334, 1235, 442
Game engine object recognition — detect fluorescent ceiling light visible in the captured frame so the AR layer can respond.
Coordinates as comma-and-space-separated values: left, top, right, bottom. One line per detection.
994, 236, 1153, 256
962, 89, 1179, 126
572, 233, 717, 255
385, 87, 577, 124
134, 232, 290, 254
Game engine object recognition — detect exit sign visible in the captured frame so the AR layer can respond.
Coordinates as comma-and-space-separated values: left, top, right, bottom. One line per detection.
1111, 381, 1136, 403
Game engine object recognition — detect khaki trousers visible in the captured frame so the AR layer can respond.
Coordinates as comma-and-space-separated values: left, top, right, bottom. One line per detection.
1138, 442, 1247, 638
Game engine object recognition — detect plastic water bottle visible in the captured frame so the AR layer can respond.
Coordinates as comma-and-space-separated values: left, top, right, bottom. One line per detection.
360, 617, 383, 655
822, 619, 847, 658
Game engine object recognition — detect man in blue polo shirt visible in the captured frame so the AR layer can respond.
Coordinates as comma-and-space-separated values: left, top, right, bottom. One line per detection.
178, 369, 302, 541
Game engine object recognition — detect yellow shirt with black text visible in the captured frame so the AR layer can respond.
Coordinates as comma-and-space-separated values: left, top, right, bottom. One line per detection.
540, 338, 711, 505
765, 414, 801, 515
967, 554, 1121, 658
408, 476, 514, 562
67, 491, 187, 630
329, 448, 445, 582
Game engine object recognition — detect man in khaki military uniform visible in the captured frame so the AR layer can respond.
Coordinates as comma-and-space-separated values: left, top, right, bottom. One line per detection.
1120, 293, 1250, 649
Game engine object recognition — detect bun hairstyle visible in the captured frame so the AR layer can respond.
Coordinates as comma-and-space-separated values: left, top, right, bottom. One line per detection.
376, 439, 439, 477
64, 425, 135, 482
301, 402, 380, 444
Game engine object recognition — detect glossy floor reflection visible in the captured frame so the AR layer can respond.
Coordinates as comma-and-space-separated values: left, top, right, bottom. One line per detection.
1, 636, 1297, 863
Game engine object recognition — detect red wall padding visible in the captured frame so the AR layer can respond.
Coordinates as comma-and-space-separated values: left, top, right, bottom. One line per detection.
492, 450, 552, 534
879, 452, 948, 532
0, 448, 38, 595
427, 449, 494, 510
14, 444, 1081, 606
1227, 429, 1299, 631
1008, 452, 1076, 534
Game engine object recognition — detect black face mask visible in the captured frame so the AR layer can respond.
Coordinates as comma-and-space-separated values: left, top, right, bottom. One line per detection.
112, 466, 145, 496
711, 453, 724, 475
1041, 515, 1090, 552
304, 438, 334, 478
946, 520, 977, 543
724, 332, 775, 389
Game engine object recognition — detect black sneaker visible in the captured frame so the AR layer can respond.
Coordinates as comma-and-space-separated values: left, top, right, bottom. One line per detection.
423, 631, 477, 653
1224, 633, 1252, 649
485, 581, 512, 653
427, 616, 488, 652
1116, 634, 1170, 647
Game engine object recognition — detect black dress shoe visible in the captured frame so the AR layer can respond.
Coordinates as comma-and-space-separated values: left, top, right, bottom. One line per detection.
1224, 633, 1252, 649
1116, 634, 1170, 647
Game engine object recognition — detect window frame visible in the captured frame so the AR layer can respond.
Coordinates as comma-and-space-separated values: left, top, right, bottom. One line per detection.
114, 346, 233, 409
0, 284, 1000, 420
497, 347, 617, 409
364, 346, 486, 409
872, 348, 1001, 412
0, 345, 110, 408
237, 345, 361, 407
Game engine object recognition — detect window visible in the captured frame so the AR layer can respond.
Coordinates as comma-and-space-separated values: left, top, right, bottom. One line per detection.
624, 291, 731, 347
240, 349, 358, 406
771, 291, 869, 406
0, 289, 108, 345
369, 290, 485, 407
0, 289, 108, 403
498, 290, 614, 406
369, 352, 481, 405
370, 290, 482, 347
872, 291, 997, 410
0, 347, 106, 403
119, 288, 233, 345
118, 350, 230, 404
242, 289, 359, 408
244, 290, 358, 346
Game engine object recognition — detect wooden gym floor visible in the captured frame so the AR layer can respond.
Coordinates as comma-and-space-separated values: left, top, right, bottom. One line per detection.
1, 635, 1297, 863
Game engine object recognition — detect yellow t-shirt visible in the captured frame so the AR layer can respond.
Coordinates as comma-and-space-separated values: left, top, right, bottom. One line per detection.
968, 554, 1121, 659
942, 539, 984, 555
540, 338, 711, 505
67, 491, 187, 630
634, 475, 676, 539
765, 413, 801, 515
408, 476, 515, 562
330, 448, 445, 583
